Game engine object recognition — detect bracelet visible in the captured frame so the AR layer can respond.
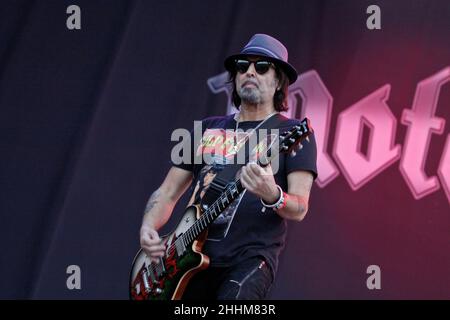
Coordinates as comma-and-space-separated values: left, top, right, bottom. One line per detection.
260, 185, 287, 212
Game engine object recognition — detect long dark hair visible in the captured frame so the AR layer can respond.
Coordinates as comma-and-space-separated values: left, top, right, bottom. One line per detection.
228, 65, 290, 112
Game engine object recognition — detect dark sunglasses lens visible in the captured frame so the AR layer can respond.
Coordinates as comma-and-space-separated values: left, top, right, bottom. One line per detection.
255, 61, 271, 74
235, 60, 250, 73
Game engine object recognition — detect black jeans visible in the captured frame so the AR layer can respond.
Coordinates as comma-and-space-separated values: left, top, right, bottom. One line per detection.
182, 256, 274, 300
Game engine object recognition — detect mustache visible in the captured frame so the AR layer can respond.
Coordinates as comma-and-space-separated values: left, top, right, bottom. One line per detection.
242, 80, 259, 87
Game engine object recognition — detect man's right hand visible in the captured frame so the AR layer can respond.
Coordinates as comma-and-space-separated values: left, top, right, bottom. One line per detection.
140, 226, 167, 264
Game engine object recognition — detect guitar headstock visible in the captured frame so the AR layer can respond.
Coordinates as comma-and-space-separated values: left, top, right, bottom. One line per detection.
258, 118, 313, 166
278, 118, 313, 156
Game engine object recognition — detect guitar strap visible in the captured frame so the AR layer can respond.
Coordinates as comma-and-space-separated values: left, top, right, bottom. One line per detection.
201, 113, 285, 207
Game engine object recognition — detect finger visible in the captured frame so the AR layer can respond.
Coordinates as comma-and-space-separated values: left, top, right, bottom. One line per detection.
239, 168, 248, 186
240, 174, 249, 189
143, 233, 163, 246
142, 246, 156, 258
142, 237, 161, 246
141, 246, 166, 257
141, 240, 166, 250
142, 247, 165, 259
243, 164, 256, 180
141, 237, 166, 250
149, 250, 165, 258
144, 244, 166, 252
248, 163, 263, 176
241, 168, 255, 190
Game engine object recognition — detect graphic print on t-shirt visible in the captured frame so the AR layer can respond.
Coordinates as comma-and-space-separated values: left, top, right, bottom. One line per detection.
187, 128, 276, 241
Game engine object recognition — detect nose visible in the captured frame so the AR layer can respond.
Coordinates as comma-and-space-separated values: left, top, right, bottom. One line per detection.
247, 62, 257, 74
244, 62, 257, 77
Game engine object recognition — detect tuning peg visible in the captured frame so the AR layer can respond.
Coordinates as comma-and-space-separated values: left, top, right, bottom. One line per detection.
298, 143, 303, 150
290, 150, 297, 157
306, 136, 310, 142
289, 138, 295, 143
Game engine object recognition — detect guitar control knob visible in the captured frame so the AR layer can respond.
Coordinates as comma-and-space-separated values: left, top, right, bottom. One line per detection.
155, 288, 163, 295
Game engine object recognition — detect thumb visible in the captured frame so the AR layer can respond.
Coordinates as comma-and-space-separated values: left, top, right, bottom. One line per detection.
147, 229, 160, 241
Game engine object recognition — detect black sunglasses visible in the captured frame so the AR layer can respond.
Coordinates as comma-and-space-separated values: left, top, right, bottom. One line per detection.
235, 59, 274, 75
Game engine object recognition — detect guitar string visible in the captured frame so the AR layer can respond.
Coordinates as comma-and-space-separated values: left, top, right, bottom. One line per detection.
146, 123, 305, 278
146, 178, 241, 278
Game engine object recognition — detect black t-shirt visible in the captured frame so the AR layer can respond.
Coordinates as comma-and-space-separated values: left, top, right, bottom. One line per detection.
171, 113, 318, 276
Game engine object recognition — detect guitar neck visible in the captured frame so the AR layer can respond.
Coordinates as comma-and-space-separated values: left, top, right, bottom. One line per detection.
181, 178, 245, 245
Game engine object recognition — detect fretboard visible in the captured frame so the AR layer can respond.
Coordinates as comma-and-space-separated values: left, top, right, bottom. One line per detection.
181, 178, 245, 246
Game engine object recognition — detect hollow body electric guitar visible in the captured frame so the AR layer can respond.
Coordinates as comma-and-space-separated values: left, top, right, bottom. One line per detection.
129, 118, 313, 300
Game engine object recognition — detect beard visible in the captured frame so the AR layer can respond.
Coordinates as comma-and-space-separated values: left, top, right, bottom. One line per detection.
238, 87, 261, 105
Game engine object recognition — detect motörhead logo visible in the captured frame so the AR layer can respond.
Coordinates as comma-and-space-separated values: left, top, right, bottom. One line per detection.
207, 67, 450, 202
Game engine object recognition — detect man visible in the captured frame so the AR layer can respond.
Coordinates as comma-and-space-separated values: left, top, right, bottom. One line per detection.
140, 34, 317, 299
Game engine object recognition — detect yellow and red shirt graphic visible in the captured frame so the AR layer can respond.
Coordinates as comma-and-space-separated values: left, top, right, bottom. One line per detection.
196, 128, 275, 161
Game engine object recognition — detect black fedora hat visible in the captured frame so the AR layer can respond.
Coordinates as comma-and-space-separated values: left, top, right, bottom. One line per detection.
224, 34, 298, 84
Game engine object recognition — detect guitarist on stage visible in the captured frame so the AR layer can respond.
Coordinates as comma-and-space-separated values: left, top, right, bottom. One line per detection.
139, 34, 318, 300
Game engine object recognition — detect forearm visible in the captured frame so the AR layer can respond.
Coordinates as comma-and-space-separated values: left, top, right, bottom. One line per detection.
241, 163, 312, 222
260, 183, 309, 222
274, 193, 308, 222
141, 188, 176, 231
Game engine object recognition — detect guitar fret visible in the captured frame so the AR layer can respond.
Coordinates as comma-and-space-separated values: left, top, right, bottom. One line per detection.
175, 238, 182, 256
180, 236, 186, 254
180, 181, 246, 249
181, 237, 186, 253
221, 196, 227, 207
